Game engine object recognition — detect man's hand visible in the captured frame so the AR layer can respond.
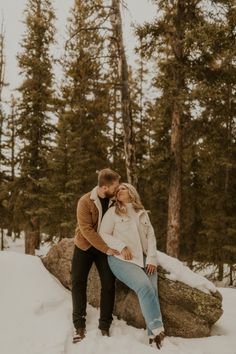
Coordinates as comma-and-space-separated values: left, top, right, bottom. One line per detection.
106, 248, 120, 256
145, 264, 157, 275
121, 246, 133, 260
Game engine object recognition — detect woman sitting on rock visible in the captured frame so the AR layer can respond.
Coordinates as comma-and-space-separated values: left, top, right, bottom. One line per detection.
99, 183, 165, 349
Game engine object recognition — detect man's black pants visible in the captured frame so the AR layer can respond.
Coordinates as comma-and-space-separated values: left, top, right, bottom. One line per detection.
71, 245, 116, 330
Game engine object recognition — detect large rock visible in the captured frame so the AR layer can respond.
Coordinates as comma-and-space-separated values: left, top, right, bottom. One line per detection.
42, 238, 223, 338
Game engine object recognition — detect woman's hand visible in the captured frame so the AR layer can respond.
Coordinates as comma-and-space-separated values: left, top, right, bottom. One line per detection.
146, 264, 157, 275
106, 248, 120, 256
121, 246, 133, 260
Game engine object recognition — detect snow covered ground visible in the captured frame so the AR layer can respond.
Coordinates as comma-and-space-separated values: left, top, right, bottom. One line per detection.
2, 233, 51, 257
1, 240, 236, 354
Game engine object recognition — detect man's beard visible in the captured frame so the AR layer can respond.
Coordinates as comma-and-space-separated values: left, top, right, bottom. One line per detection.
104, 191, 115, 198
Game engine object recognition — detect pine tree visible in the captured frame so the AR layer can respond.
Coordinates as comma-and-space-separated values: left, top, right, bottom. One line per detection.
0, 19, 7, 250
48, 0, 112, 239
131, 39, 153, 192
139, 95, 172, 252
0, 18, 6, 180
105, 6, 126, 177
3, 96, 21, 239
137, 1, 236, 269
17, 0, 56, 254
137, 0, 199, 257
46, 106, 74, 239
191, 0, 236, 275
110, 0, 137, 186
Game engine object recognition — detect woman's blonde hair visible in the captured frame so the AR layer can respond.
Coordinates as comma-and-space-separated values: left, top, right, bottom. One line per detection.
115, 183, 145, 216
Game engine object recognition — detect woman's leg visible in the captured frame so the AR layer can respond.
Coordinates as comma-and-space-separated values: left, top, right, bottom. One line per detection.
143, 257, 163, 337
108, 256, 163, 335
146, 271, 158, 337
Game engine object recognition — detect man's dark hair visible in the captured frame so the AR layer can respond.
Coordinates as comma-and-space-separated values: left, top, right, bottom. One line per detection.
97, 168, 120, 187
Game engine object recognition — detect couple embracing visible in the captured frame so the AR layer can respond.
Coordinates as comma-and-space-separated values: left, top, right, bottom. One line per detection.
71, 168, 165, 349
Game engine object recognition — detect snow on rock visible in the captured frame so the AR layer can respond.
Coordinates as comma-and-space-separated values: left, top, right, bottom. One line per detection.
157, 251, 217, 294
0, 251, 236, 354
42, 238, 223, 337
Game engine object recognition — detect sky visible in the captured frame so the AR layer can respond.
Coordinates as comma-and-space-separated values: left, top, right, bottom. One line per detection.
0, 0, 156, 102
1, 237, 236, 354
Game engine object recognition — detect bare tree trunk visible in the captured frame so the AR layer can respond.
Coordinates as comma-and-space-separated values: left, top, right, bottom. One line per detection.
0, 19, 6, 168
111, 0, 137, 186
25, 231, 35, 255
112, 87, 118, 166
25, 216, 40, 255
187, 259, 193, 270
166, 103, 182, 257
0, 113, 3, 159
7, 228, 12, 237
7, 96, 17, 238
0, 19, 5, 99
0, 228, 3, 250
229, 264, 233, 286
217, 262, 224, 281
0, 22, 6, 250
223, 73, 233, 280
9, 96, 16, 179
166, 0, 185, 258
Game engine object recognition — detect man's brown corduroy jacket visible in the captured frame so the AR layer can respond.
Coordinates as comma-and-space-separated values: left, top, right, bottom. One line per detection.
74, 186, 113, 254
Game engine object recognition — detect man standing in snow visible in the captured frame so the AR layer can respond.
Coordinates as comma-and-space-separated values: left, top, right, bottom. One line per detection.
71, 168, 120, 343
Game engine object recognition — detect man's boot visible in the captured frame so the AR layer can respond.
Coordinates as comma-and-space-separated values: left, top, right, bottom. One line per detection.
73, 327, 86, 343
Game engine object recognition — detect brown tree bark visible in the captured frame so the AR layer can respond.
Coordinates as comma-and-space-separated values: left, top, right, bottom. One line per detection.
229, 264, 233, 286
111, 0, 137, 186
0, 228, 3, 251
217, 262, 224, 282
166, 0, 186, 258
25, 216, 40, 255
0, 20, 5, 99
0, 22, 6, 251
167, 103, 182, 258
0, 20, 6, 166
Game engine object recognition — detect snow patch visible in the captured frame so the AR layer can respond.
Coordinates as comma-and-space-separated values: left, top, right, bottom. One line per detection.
157, 251, 217, 294
0, 250, 235, 354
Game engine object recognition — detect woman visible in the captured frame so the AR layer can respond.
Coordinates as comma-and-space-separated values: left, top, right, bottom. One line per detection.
99, 183, 165, 349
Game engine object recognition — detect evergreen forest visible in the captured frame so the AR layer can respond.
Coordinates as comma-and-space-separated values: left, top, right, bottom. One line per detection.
0, 0, 235, 283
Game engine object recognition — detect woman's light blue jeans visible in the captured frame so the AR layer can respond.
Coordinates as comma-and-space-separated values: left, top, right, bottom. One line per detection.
108, 255, 163, 336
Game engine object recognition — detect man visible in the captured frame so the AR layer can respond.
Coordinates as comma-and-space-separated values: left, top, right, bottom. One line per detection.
71, 168, 120, 343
